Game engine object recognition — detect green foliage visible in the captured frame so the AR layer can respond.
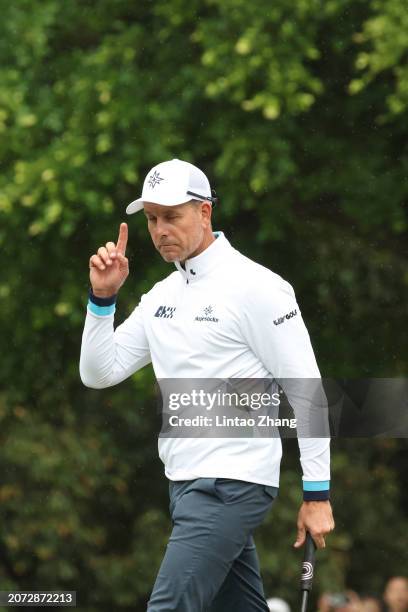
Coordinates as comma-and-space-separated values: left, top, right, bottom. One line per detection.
349, 0, 408, 118
0, 0, 407, 608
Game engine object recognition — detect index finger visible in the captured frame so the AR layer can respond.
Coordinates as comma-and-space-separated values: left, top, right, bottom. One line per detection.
116, 222, 128, 255
313, 534, 325, 549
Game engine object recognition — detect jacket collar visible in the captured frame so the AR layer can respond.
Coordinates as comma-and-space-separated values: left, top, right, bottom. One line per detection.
174, 231, 231, 283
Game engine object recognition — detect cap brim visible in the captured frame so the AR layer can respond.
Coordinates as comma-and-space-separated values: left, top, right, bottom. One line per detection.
126, 199, 144, 215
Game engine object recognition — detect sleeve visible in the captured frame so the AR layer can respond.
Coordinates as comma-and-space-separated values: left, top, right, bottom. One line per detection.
79, 289, 152, 389
241, 276, 331, 501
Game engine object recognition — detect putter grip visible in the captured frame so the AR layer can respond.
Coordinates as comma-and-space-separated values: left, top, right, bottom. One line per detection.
300, 532, 316, 592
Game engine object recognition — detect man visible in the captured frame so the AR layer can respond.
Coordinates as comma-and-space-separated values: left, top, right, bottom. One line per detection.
80, 158, 334, 611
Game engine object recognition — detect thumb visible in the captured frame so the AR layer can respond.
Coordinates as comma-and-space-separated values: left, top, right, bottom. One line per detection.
293, 526, 306, 548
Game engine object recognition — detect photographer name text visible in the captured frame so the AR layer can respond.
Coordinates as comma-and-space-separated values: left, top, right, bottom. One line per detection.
167, 415, 297, 428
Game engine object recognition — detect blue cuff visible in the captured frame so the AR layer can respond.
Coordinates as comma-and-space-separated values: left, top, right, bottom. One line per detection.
303, 480, 330, 502
87, 288, 117, 316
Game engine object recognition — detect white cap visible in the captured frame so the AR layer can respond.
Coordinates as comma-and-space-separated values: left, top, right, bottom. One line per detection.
126, 158, 212, 214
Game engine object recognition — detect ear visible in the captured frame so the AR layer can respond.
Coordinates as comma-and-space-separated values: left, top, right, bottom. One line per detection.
200, 201, 212, 227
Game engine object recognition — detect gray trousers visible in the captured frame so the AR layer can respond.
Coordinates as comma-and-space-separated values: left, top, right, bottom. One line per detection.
147, 478, 278, 611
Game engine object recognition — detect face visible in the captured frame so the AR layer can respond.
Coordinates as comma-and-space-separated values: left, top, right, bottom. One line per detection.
384, 578, 408, 612
143, 200, 213, 263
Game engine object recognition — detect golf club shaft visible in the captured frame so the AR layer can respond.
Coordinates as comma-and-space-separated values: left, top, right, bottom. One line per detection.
301, 590, 309, 612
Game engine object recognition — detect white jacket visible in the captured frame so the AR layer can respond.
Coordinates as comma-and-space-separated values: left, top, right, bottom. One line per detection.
80, 232, 330, 495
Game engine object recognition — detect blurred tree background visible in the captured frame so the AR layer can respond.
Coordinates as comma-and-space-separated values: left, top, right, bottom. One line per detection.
0, 0, 407, 609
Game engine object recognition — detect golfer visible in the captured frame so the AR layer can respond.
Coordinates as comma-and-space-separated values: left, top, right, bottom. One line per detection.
80, 159, 335, 611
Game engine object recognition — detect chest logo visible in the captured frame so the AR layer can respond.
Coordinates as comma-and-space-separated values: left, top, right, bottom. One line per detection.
154, 305, 176, 319
195, 305, 219, 323
273, 309, 297, 326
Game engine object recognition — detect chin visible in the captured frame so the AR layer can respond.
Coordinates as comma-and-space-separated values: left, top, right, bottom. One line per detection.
158, 245, 183, 262
160, 251, 179, 262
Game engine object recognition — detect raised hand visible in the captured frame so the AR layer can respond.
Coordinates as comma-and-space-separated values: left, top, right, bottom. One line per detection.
89, 223, 129, 297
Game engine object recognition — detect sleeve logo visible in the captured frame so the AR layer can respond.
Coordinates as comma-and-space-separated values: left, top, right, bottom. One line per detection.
273, 309, 297, 326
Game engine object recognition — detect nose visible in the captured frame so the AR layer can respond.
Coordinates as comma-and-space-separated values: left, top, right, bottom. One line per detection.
154, 218, 170, 239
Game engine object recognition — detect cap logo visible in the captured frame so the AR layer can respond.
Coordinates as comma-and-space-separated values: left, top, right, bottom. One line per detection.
148, 171, 164, 189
